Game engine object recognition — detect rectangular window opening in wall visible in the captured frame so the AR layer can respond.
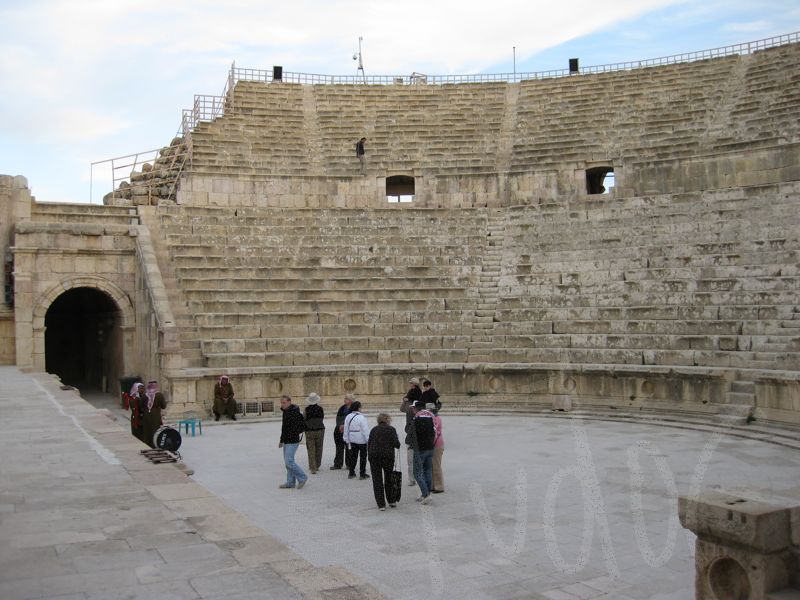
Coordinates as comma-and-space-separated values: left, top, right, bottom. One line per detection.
386, 175, 415, 202
387, 194, 414, 203
586, 166, 614, 195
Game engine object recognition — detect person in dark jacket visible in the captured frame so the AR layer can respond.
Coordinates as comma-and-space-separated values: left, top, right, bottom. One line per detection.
355, 137, 367, 175
304, 392, 325, 474
129, 382, 145, 443
330, 393, 353, 470
367, 413, 401, 511
141, 380, 167, 449
420, 378, 441, 411
213, 375, 236, 421
400, 377, 422, 486
412, 400, 437, 504
278, 395, 307, 489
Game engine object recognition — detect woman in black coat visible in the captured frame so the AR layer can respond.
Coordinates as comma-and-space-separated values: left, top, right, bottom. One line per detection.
367, 413, 401, 510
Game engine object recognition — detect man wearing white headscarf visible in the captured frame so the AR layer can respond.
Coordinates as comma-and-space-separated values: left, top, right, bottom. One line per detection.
141, 380, 167, 448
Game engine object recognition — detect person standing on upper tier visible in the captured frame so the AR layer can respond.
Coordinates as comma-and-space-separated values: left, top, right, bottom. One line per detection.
304, 392, 325, 474
356, 137, 367, 175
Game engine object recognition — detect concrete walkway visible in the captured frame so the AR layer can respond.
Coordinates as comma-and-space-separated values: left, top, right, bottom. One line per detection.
0, 367, 384, 600
2, 366, 799, 599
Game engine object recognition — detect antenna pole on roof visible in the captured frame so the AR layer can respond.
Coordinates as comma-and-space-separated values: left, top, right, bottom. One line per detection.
355, 36, 366, 83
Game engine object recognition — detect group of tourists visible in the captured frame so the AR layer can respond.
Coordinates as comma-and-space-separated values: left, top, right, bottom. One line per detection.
278, 376, 445, 510
126, 372, 446, 510
125, 380, 167, 448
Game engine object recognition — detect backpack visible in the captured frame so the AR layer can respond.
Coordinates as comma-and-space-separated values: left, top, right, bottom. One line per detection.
413, 415, 435, 451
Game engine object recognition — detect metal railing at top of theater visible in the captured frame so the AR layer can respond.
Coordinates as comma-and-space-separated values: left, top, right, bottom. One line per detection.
89, 144, 189, 204
177, 30, 799, 136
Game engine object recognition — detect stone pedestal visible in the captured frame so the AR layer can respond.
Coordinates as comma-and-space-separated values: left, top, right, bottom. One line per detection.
679, 490, 797, 599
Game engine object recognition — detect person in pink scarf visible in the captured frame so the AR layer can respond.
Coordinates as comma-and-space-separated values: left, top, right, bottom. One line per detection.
141, 380, 167, 448
213, 375, 236, 421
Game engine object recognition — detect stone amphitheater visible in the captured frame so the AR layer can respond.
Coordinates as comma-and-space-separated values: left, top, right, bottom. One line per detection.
3, 36, 799, 431
2, 33, 800, 599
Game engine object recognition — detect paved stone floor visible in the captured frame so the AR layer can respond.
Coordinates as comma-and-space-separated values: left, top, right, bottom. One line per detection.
2, 366, 799, 600
0, 368, 384, 600
182, 412, 800, 600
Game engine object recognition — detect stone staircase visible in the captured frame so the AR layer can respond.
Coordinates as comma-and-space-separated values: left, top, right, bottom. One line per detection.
469, 210, 505, 361
137, 209, 203, 368
714, 379, 756, 425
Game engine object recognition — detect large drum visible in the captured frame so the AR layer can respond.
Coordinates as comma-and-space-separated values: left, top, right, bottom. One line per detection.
153, 426, 182, 452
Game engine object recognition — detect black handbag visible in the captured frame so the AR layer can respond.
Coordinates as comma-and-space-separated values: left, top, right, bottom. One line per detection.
387, 449, 402, 503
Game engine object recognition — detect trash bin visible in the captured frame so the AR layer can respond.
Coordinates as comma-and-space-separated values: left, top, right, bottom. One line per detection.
119, 375, 142, 408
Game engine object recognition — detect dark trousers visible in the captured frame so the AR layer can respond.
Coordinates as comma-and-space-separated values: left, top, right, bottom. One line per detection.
369, 454, 395, 508
347, 443, 367, 476
333, 428, 346, 468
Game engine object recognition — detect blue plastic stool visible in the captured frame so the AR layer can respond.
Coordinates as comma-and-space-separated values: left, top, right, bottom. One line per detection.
178, 418, 202, 436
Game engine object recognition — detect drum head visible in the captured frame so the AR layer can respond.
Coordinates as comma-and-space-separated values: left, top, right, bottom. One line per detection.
154, 426, 182, 452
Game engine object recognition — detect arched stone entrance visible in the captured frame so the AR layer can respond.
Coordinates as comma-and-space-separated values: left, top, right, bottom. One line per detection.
45, 287, 122, 389
32, 277, 135, 392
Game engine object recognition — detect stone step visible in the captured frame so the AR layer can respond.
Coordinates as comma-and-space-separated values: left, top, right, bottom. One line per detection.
730, 380, 756, 394
726, 392, 755, 405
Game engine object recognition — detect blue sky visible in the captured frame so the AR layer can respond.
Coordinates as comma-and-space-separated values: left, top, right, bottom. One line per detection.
1, 0, 798, 204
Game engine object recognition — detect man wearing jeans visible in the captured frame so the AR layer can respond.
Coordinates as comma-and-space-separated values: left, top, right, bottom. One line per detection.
411, 400, 436, 504
278, 395, 308, 489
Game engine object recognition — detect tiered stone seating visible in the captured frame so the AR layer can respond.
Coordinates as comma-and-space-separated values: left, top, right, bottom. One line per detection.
706, 43, 800, 151
190, 81, 508, 178
510, 56, 739, 170
184, 44, 799, 181
31, 202, 138, 227
156, 206, 487, 368
190, 82, 311, 176
313, 83, 508, 175
150, 180, 800, 374
488, 182, 800, 369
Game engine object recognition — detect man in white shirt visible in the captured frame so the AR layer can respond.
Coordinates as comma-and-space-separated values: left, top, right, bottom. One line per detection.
343, 400, 370, 479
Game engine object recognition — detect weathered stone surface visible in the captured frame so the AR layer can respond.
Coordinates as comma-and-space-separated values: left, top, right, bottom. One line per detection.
679, 490, 792, 553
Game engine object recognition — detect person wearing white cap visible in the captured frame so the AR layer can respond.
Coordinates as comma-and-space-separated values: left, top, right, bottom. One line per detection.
304, 392, 325, 474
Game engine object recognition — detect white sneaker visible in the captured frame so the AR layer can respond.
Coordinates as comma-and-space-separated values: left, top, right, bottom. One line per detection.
379, 507, 386, 511
421, 495, 431, 505
416, 496, 424, 502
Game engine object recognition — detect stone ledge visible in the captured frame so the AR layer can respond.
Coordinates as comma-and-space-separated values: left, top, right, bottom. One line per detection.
679, 490, 795, 552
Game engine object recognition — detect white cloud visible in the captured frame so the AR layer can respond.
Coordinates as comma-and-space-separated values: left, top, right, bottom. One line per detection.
722, 20, 773, 33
